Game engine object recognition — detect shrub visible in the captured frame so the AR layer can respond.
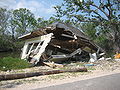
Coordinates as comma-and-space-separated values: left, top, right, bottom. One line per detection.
0, 57, 30, 71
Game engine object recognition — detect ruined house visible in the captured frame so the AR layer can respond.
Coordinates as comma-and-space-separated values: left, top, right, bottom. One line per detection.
19, 22, 104, 65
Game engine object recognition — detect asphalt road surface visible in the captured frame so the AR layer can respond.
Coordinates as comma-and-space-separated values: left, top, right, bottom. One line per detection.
34, 73, 120, 90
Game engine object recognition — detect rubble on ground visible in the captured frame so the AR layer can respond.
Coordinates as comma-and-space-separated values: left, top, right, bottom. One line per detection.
94, 59, 120, 71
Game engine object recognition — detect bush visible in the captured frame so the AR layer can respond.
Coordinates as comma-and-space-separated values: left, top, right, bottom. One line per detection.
0, 57, 30, 71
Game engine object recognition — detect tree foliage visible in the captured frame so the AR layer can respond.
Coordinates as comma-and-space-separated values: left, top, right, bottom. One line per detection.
54, 0, 120, 52
0, 8, 12, 51
0, 7, 57, 52
0, 8, 38, 51
12, 8, 37, 36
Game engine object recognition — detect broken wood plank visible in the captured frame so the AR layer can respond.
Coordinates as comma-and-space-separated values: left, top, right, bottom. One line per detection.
43, 62, 64, 68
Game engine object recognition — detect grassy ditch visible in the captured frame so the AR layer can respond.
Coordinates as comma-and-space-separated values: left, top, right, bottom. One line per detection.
0, 57, 30, 71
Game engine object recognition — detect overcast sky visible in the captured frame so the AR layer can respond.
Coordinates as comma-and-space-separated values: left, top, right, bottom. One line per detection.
0, 0, 63, 19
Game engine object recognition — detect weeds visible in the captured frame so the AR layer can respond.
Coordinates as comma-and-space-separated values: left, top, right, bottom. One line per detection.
0, 57, 30, 71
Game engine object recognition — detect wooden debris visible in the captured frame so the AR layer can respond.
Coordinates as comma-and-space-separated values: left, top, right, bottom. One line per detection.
19, 22, 104, 65
43, 62, 64, 68
0, 67, 87, 81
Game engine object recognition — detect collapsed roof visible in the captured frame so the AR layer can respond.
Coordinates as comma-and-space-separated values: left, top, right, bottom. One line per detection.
19, 22, 104, 64
19, 22, 103, 53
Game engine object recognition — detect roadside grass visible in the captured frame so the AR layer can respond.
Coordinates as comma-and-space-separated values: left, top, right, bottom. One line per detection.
87, 66, 96, 70
47, 71, 90, 80
0, 61, 94, 87
0, 57, 30, 71
1, 60, 120, 88
48, 74, 66, 80
47, 61, 92, 80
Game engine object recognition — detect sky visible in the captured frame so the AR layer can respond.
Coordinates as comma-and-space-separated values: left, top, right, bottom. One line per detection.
0, 0, 63, 19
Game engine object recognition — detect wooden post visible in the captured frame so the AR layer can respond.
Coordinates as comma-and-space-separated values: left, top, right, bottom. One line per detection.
0, 67, 87, 81
33, 33, 53, 63
21, 42, 29, 59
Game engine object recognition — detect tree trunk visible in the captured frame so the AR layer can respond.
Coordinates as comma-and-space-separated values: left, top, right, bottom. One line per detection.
113, 24, 120, 53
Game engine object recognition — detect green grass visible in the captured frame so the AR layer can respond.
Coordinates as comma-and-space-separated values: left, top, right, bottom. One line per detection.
87, 66, 96, 70
0, 57, 30, 71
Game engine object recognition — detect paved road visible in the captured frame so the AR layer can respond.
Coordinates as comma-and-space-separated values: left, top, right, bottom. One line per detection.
34, 73, 120, 90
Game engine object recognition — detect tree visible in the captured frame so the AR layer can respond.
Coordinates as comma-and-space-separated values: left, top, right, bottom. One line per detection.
0, 8, 38, 51
54, 0, 120, 52
36, 17, 62, 28
0, 8, 9, 35
37, 17, 50, 28
0, 8, 12, 51
80, 22, 97, 40
12, 8, 37, 36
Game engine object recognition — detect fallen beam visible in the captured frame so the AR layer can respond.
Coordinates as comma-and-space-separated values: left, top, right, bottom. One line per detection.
0, 67, 87, 81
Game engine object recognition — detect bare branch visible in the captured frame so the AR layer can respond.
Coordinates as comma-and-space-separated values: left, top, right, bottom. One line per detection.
107, 0, 113, 19
74, 16, 100, 22
83, 9, 107, 20
90, 4, 109, 19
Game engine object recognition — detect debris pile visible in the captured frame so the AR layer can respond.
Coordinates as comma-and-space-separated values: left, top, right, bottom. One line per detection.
19, 22, 104, 65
